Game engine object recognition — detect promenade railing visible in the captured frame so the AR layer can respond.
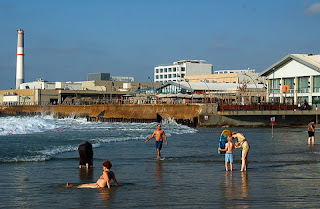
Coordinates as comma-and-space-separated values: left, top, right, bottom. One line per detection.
0, 99, 310, 111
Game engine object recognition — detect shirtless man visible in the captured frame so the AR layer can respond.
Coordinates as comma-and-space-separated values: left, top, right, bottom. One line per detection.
145, 124, 168, 159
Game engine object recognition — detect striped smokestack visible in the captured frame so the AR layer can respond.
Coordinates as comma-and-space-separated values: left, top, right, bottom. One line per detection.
16, 29, 24, 89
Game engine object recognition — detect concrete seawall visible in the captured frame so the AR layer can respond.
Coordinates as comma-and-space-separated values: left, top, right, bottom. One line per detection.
0, 104, 316, 127
0, 104, 206, 126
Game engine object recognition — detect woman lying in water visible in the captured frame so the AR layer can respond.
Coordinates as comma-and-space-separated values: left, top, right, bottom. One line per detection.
67, 160, 118, 188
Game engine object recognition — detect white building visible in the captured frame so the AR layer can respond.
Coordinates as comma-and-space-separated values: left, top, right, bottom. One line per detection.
154, 60, 212, 83
260, 54, 320, 107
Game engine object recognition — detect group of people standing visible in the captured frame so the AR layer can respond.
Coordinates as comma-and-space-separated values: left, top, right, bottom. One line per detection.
67, 123, 168, 188
67, 119, 317, 189
219, 132, 250, 172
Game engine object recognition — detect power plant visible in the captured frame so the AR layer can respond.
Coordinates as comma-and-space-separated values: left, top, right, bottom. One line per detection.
16, 29, 24, 89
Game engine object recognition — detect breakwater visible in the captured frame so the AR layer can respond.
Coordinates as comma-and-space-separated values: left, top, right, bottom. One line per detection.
0, 104, 316, 127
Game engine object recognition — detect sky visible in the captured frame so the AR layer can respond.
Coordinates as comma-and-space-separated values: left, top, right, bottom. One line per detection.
0, 0, 320, 90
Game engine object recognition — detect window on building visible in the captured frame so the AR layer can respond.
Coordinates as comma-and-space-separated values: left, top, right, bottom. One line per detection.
313, 76, 320, 92
312, 96, 320, 107
284, 78, 294, 93
181, 67, 185, 71
168, 68, 172, 72
169, 74, 172, 78
156, 75, 159, 79
156, 69, 159, 73
173, 74, 176, 78
164, 75, 167, 78
160, 75, 163, 79
164, 68, 167, 72
173, 68, 176, 72
299, 77, 310, 93
269, 79, 280, 93
160, 69, 163, 73
181, 74, 185, 78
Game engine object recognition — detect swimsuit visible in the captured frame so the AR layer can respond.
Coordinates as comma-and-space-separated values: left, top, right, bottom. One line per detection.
156, 141, 163, 150
308, 131, 315, 137
242, 145, 250, 153
225, 153, 233, 163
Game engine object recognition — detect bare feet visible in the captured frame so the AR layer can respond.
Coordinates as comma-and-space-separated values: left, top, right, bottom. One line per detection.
66, 182, 72, 187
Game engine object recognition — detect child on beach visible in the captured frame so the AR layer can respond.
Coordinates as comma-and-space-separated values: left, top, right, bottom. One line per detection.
67, 160, 118, 188
233, 132, 250, 171
219, 136, 235, 171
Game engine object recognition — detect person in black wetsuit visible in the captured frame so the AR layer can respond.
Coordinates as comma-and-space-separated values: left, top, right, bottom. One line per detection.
78, 141, 94, 169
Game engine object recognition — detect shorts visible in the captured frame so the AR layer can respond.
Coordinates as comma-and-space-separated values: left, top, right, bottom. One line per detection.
156, 141, 163, 150
308, 131, 315, 137
225, 153, 233, 163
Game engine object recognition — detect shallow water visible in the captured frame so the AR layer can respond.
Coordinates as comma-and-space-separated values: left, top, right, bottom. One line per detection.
0, 116, 319, 208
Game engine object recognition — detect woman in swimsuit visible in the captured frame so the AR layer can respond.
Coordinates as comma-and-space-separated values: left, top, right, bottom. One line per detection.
67, 160, 118, 188
232, 132, 250, 171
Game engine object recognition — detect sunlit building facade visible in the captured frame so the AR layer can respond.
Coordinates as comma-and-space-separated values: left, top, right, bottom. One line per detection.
154, 60, 212, 83
260, 54, 320, 107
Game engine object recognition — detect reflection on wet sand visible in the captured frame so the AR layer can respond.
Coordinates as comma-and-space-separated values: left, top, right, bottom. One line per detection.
155, 161, 163, 185
222, 171, 250, 209
241, 172, 248, 199
98, 188, 112, 201
78, 167, 94, 181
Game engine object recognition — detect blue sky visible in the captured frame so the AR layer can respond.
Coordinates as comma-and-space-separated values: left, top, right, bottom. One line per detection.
0, 0, 320, 90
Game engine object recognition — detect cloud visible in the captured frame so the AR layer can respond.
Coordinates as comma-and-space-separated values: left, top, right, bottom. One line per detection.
304, 2, 320, 15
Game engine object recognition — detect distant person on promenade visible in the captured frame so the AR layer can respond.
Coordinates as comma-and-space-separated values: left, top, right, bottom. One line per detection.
78, 141, 94, 169
67, 160, 118, 188
232, 132, 250, 171
145, 124, 168, 160
308, 120, 315, 145
219, 136, 235, 171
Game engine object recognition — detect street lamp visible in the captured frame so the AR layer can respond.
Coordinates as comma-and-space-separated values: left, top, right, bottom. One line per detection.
244, 72, 259, 103
184, 79, 194, 103
147, 76, 155, 94
202, 79, 210, 103
94, 81, 107, 102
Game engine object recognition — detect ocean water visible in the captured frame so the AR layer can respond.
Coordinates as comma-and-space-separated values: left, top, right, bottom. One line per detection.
0, 116, 319, 208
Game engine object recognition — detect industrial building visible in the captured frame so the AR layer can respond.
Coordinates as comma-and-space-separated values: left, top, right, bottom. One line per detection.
154, 60, 213, 83
260, 54, 320, 108
88, 73, 134, 82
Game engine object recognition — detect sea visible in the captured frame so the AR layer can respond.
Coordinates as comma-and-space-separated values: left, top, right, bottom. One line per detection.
0, 115, 320, 208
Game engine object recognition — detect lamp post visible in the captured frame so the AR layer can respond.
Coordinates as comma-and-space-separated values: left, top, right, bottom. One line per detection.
94, 82, 107, 102
148, 76, 155, 94
272, 68, 275, 104
184, 79, 193, 103
244, 72, 258, 103
202, 79, 210, 103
